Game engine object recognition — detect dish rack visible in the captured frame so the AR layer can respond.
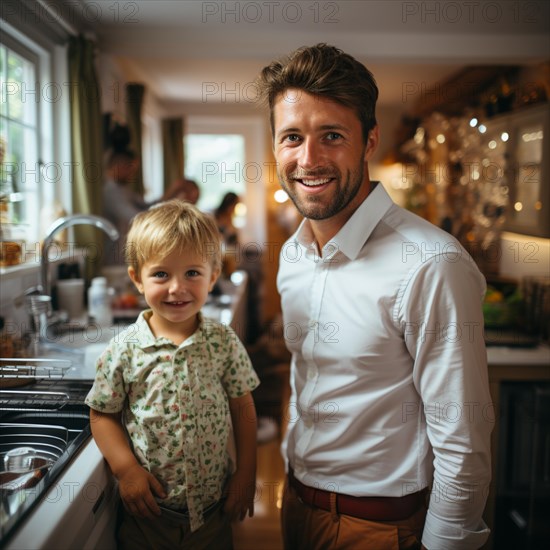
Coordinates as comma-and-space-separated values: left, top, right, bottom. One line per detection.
0, 358, 72, 380
0, 358, 73, 411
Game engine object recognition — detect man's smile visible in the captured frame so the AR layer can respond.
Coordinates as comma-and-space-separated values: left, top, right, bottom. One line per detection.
294, 177, 334, 187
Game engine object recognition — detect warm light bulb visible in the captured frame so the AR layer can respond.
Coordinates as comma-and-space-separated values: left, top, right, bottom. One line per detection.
274, 190, 289, 203
234, 202, 247, 216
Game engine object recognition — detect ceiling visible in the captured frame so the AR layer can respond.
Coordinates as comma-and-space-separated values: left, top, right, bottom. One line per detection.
59, 0, 549, 108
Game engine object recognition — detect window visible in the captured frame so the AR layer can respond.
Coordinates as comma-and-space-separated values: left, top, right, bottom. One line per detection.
0, 39, 40, 243
184, 133, 246, 214
184, 116, 267, 246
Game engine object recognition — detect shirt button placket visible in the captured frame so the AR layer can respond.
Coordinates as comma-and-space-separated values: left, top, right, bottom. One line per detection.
296, 255, 328, 460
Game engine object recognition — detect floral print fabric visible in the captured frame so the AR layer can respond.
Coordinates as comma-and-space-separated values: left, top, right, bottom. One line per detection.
85, 310, 259, 531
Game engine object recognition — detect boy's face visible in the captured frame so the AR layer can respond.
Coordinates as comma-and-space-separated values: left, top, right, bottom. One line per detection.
128, 248, 219, 337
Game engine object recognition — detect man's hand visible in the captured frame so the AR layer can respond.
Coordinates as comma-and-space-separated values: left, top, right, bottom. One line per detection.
118, 463, 167, 519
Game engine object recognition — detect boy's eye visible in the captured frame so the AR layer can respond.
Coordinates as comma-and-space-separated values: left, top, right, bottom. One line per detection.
186, 270, 200, 277
153, 271, 168, 279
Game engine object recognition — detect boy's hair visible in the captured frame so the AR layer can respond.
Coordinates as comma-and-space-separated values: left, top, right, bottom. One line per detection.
255, 43, 378, 143
125, 200, 222, 274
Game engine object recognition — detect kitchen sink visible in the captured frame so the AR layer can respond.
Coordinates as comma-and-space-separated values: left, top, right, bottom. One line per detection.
0, 367, 119, 550
1, 410, 90, 440
0, 369, 93, 543
0, 325, 119, 544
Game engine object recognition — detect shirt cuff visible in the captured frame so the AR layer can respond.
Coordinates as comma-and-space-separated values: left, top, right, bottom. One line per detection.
422, 510, 490, 550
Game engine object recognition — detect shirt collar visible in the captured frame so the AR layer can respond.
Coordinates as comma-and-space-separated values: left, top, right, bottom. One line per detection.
293, 182, 394, 260
133, 310, 208, 349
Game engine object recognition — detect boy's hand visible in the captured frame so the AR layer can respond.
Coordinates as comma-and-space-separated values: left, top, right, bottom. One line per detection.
223, 470, 256, 521
118, 464, 167, 519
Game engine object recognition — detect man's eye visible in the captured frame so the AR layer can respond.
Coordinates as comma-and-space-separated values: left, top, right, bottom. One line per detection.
153, 271, 168, 279
326, 132, 342, 140
285, 134, 301, 142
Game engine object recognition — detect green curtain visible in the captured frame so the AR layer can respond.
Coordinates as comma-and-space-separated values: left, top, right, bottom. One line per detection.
161, 117, 184, 192
67, 35, 103, 273
126, 83, 145, 196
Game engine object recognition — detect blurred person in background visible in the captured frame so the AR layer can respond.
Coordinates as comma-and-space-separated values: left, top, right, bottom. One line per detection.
180, 178, 201, 205
169, 177, 201, 206
103, 148, 189, 265
214, 192, 240, 277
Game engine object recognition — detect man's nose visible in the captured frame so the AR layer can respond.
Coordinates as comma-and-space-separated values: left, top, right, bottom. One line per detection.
298, 138, 321, 171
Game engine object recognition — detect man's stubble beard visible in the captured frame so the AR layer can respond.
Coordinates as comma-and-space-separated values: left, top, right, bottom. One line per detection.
278, 162, 365, 221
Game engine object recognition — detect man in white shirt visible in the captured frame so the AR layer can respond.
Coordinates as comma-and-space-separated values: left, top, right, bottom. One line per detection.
256, 44, 493, 549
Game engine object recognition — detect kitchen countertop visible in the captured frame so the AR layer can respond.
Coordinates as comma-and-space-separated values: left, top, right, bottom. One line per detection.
487, 343, 550, 366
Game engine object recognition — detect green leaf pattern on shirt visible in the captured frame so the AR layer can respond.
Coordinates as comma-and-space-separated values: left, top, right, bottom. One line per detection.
85, 311, 259, 531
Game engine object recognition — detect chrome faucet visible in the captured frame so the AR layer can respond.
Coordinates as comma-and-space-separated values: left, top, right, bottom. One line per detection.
40, 214, 119, 297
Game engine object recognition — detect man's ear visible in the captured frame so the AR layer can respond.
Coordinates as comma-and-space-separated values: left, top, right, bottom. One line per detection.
128, 266, 143, 294
364, 125, 380, 162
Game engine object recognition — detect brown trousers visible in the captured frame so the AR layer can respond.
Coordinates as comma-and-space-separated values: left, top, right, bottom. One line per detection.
117, 501, 232, 550
281, 480, 427, 550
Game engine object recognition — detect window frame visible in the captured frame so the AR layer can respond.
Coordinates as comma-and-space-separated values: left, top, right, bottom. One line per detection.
0, 15, 70, 248
0, 32, 42, 244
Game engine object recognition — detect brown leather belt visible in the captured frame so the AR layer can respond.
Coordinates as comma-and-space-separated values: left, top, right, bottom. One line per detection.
288, 469, 426, 521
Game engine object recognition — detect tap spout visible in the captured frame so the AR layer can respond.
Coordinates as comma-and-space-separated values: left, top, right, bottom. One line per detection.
41, 214, 119, 297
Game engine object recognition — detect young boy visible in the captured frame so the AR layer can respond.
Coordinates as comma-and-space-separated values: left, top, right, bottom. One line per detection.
86, 200, 260, 549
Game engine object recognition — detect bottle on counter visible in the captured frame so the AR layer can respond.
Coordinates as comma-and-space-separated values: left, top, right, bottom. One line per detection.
88, 277, 113, 329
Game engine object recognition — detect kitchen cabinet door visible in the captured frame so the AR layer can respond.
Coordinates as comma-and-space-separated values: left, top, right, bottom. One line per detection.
503, 103, 550, 237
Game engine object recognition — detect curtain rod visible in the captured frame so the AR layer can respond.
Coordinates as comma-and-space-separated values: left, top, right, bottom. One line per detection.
35, 0, 78, 37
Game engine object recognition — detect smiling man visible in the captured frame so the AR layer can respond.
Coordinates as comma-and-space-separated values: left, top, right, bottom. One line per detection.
257, 44, 492, 550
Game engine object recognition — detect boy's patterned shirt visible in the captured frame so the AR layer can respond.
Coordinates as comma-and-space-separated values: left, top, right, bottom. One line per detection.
85, 310, 259, 531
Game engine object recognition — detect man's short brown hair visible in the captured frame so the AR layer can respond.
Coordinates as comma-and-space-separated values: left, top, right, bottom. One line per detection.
256, 43, 378, 142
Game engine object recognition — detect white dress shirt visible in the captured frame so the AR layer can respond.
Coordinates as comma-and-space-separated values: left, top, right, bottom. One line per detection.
277, 182, 492, 549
